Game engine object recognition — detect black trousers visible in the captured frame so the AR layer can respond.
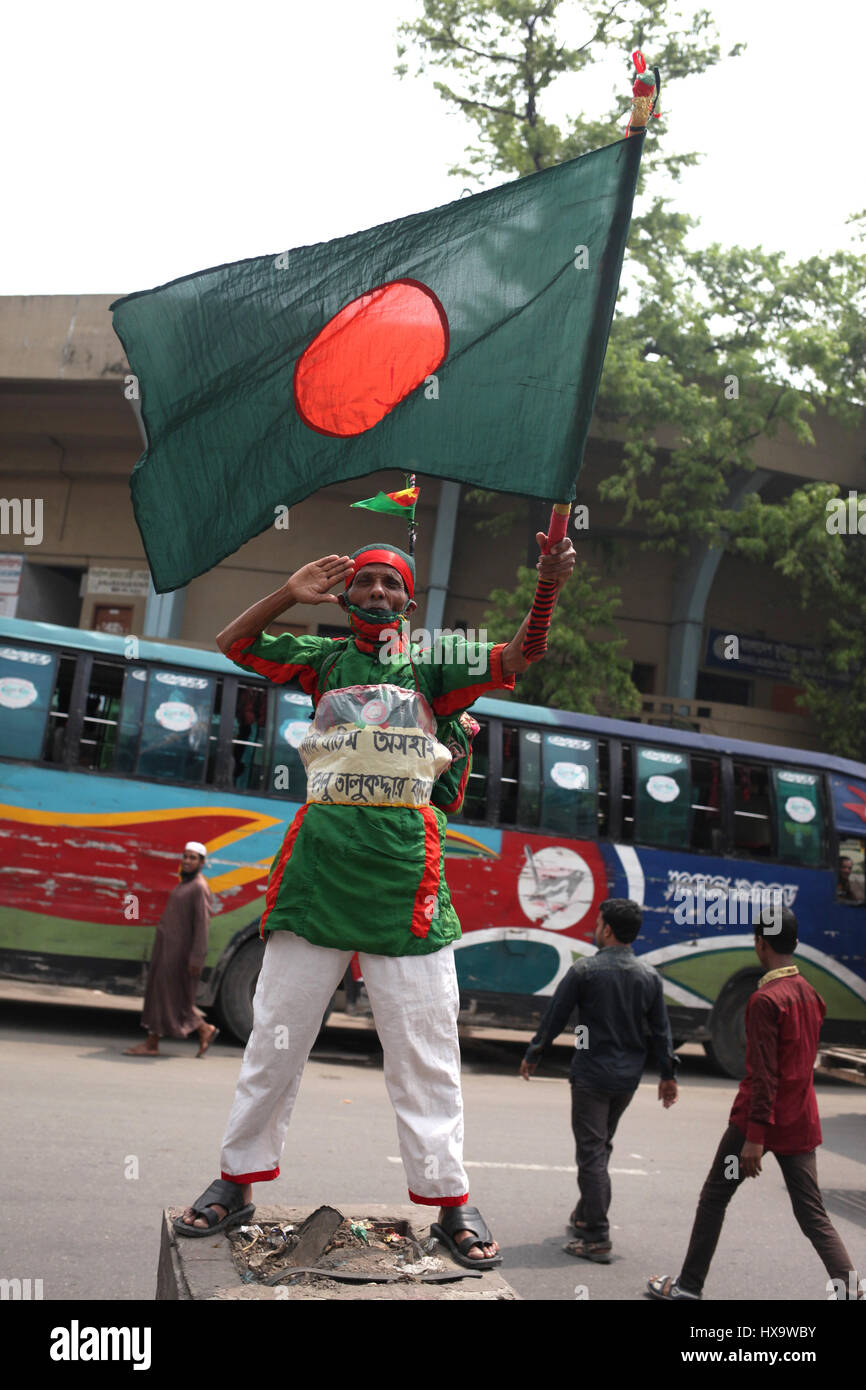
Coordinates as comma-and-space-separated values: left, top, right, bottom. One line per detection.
570, 1083, 636, 1243
679, 1123, 856, 1295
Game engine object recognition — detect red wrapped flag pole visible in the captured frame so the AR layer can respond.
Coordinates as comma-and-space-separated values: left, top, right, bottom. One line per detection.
521, 52, 654, 665
520, 502, 572, 662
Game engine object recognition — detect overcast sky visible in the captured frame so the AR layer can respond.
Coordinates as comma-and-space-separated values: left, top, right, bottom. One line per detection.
3, 0, 861, 296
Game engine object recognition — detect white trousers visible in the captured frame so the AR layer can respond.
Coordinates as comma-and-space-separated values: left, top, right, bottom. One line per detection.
219, 931, 469, 1206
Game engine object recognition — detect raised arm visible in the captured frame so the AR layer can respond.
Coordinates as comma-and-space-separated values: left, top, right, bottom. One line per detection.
216, 554, 353, 654
500, 536, 576, 675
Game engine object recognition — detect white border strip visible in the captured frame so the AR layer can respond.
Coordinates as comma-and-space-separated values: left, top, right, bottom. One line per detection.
613, 844, 645, 905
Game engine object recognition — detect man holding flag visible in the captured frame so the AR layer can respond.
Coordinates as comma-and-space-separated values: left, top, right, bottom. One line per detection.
112, 72, 649, 1264
175, 529, 575, 1265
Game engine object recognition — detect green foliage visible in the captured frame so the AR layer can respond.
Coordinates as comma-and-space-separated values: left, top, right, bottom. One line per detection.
597, 240, 866, 549
398, 0, 866, 745
725, 484, 866, 761
396, 0, 737, 183
483, 559, 642, 714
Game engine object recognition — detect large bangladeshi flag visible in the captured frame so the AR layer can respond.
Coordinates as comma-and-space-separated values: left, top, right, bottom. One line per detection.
111, 132, 644, 592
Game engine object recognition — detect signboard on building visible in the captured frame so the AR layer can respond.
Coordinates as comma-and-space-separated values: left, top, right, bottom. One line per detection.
704, 628, 848, 686
87, 567, 150, 597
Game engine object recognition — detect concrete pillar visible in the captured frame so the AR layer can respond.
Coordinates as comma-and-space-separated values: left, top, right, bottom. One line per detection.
143, 582, 187, 640
665, 469, 770, 698
128, 391, 188, 641
423, 482, 461, 633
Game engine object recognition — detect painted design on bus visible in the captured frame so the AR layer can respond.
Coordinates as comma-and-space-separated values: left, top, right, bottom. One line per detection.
2, 779, 865, 1022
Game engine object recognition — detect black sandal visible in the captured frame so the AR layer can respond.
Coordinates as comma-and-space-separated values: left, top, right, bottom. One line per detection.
173, 1178, 255, 1238
430, 1205, 502, 1270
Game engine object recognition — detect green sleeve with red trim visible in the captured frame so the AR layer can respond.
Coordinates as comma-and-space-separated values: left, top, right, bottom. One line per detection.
226, 631, 332, 697
422, 634, 515, 717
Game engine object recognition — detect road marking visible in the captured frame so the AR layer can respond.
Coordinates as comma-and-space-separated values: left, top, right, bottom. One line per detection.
387, 1157, 647, 1175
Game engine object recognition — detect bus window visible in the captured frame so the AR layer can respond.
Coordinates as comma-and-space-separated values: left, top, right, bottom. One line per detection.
732, 761, 774, 858
205, 680, 224, 785
115, 668, 148, 773
541, 733, 597, 838
0, 642, 58, 761
78, 660, 125, 771
621, 743, 634, 842
44, 655, 77, 763
837, 838, 866, 904
635, 746, 690, 849
499, 725, 520, 824
499, 726, 540, 826
517, 730, 541, 827
231, 684, 268, 791
690, 756, 723, 853
597, 739, 610, 838
268, 689, 311, 799
459, 719, 489, 822
135, 670, 216, 783
773, 769, 824, 868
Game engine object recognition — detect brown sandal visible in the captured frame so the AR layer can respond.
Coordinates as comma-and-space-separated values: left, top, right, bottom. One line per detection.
563, 1237, 612, 1263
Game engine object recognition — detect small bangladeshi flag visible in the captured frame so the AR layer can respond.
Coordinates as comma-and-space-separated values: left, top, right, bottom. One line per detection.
111, 133, 644, 591
351, 486, 419, 519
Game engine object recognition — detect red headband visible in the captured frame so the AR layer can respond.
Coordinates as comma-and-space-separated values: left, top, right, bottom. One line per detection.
346, 548, 414, 598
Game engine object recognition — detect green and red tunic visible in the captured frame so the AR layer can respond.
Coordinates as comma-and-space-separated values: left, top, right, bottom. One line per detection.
228, 631, 515, 956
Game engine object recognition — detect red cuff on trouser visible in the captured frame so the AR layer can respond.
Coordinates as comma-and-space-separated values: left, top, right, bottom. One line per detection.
408, 1190, 468, 1207
221, 1167, 280, 1183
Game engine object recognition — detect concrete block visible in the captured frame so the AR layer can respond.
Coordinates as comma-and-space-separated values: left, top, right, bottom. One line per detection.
158, 1204, 519, 1301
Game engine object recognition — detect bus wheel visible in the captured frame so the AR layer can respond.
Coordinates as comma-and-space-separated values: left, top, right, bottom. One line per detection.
216, 938, 265, 1043
706, 972, 761, 1079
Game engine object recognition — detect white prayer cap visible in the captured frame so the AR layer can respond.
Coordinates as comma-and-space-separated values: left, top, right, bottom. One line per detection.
184, 841, 207, 857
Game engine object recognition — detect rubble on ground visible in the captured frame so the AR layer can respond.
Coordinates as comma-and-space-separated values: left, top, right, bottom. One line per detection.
228, 1205, 451, 1290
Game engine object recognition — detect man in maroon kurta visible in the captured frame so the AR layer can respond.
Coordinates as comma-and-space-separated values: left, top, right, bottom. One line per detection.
124, 843, 218, 1058
647, 907, 861, 1300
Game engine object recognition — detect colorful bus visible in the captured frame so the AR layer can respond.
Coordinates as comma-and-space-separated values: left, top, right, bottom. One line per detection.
1, 615, 865, 1076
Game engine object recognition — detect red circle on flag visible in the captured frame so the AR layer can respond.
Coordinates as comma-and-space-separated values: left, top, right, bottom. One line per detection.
293, 278, 449, 437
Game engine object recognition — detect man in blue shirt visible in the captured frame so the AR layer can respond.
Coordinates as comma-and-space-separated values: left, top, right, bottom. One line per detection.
520, 898, 678, 1262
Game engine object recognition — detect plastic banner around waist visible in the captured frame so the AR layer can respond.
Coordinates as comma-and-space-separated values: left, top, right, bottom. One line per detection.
299, 684, 452, 807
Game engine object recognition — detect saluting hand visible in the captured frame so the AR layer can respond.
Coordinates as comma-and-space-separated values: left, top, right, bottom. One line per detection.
288, 554, 354, 605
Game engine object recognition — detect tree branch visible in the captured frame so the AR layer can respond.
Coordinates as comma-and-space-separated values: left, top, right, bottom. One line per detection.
573, 0, 631, 56
435, 24, 523, 67
444, 92, 522, 120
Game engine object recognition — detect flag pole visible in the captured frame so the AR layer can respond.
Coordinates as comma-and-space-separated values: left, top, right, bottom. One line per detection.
521, 52, 655, 664
407, 472, 417, 557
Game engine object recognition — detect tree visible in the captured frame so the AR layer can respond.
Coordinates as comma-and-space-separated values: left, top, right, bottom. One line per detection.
726, 483, 866, 762
398, 1, 866, 749
396, 0, 738, 183
484, 558, 641, 714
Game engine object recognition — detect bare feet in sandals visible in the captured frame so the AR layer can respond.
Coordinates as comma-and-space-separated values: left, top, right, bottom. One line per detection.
124, 1033, 159, 1056
179, 1181, 253, 1231
196, 1023, 219, 1057
432, 1205, 500, 1265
